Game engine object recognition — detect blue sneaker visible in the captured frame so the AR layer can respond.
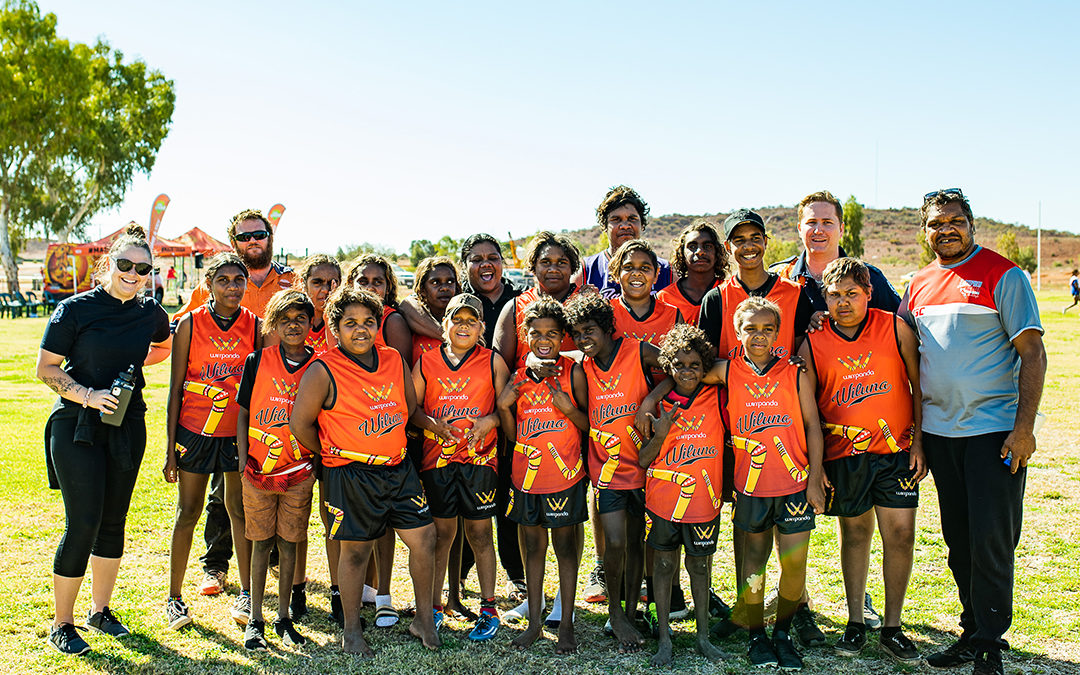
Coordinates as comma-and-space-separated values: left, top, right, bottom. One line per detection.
433, 608, 445, 631
468, 613, 500, 641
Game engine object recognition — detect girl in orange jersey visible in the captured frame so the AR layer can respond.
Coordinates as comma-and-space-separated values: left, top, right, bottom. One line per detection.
235, 290, 316, 650
657, 220, 730, 326
496, 297, 589, 654
412, 293, 509, 641
609, 239, 682, 347
164, 253, 261, 630
290, 286, 439, 657
410, 256, 461, 366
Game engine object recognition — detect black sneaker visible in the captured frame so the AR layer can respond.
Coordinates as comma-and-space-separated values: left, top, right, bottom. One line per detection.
329, 588, 343, 627
669, 584, 690, 620
165, 596, 192, 630
926, 637, 976, 668
834, 622, 867, 657
748, 633, 778, 667
880, 629, 920, 664
289, 583, 308, 621
273, 616, 307, 647
773, 630, 804, 671
47, 623, 90, 656
711, 617, 745, 639
87, 606, 130, 637
973, 649, 1004, 675
791, 604, 826, 647
708, 589, 732, 620
244, 619, 268, 651
863, 593, 882, 631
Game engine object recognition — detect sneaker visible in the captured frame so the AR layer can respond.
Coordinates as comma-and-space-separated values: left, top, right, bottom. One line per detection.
773, 631, 804, 671
834, 622, 867, 657
584, 562, 607, 603
433, 608, 445, 631
708, 589, 732, 620
926, 637, 976, 668
329, 589, 343, 626
231, 591, 252, 625
973, 649, 1004, 675
863, 593, 882, 631
199, 570, 226, 596
669, 585, 690, 620
243, 619, 268, 651
273, 616, 307, 647
87, 607, 130, 637
47, 623, 90, 656
880, 629, 920, 664
468, 613, 500, 641
791, 604, 826, 647
504, 598, 541, 624
748, 633, 778, 667
166, 597, 192, 630
639, 579, 649, 604
506, 578, 527, 603
289, 583, 308, 621
711, 617, 745, 639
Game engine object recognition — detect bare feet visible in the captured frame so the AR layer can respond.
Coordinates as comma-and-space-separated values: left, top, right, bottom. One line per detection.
650, 640, 673, 666
511, 623, 543, 650
445, 598, 478, 621
343, 629, 374, 658
696, 636, 728, 662
554, 624, 577, 655
409, 618, 441, 650
610, 612, 644, 653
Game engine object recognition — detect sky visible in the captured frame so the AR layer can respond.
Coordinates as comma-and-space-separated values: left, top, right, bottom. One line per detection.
36, 0, 1080, 256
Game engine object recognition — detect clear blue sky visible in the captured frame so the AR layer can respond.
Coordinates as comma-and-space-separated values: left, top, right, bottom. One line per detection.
38, 0, 1080, 256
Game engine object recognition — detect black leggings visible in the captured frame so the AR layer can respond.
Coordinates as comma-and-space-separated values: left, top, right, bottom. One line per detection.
50, 416, 145, 577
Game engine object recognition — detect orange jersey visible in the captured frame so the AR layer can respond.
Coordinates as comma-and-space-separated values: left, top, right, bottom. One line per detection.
306, 321, 337, 356
612, 297, 681, 347
174, 263, 295, 320
646, 385, 724, 523
418, 345, 498, 471
715, 276, 803, 360
657, 279, 719, 326
179, 306, 258, 437
244, 346, 315, 489
808, 308, 914, 461
726, 357, 809, 497
412, 334, 442, 367
512, 286, 584, 369
316, 345, 409, 469
583, 338, 651, 489
373, 305, 399, 350
512, 356, 584, 494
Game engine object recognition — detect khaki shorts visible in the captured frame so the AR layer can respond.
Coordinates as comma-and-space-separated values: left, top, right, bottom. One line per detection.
242, 473, 315, 542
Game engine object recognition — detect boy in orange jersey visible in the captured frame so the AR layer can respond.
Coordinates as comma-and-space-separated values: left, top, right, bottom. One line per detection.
637, 323, 728, 667
657, 220, 730, 326
289, 286, 438, 657
802, 258, 925, 663
236, 290, 317, 650
411, 293, 510, 641
496, 297, 590, 654
609, 239, 682, 346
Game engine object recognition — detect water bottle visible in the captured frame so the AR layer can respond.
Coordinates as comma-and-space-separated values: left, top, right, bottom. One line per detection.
100, 365, 136, 427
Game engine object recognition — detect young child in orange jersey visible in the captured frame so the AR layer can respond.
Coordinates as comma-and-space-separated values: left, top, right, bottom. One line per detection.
496, 297, 589, 654
410, 256, 461, 366
802, 258, 925, 662
636, 323, 727, 667
411, 293, 509, 641
236, 290, 317, 650
657, 220, 730, 326
289, 287, 439, 657
609, 239, 682, 346
164, 253, 260, 630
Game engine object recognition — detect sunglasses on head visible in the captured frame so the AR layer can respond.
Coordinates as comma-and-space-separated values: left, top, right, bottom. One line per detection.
115, 258, 153, 275
234, 230, 270, 243
924, 188, 964, 202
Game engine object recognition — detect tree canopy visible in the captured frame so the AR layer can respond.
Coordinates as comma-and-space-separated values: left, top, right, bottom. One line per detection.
841, 195, 864, 258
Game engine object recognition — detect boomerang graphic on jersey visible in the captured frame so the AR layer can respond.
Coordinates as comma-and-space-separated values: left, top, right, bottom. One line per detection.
837, 352, 872, 372
702, 469, 721, 509
436, 377, 471, 393
647, 467, 696, 520
773, 436, 808, 483
272, 378, 298, 398
824, 423, 872, 453
589, 428, 621, 488
547, 442, 582, 481
878, 419, 911, 453
744, 381, 779, 400
325, 445, 405, 466
361, 383, 394, 402
595, 374, 622, 392
325, 502, 344, 539
208, 336, 241, 352
514, 442, 544, 492
732, 435, 766, 494
249, 427, 284, 473
183, 381, 230, 434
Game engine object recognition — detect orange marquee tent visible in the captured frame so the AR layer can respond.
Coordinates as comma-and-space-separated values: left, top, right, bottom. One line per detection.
177, 227, 232, 255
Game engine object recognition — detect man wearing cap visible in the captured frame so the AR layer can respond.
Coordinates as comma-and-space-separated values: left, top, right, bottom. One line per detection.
581, 185, 672, 298
771, 190, 899, 313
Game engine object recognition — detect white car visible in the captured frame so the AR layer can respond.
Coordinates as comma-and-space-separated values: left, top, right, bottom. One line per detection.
393, 264, 415, 289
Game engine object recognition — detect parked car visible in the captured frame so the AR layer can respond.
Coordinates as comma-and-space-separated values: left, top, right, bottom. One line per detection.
504, 268, 534, 289
392, 264, 415, 289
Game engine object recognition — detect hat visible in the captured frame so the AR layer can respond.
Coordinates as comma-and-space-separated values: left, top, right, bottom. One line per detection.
445, 293, 484, 320
722, 208, 766, 239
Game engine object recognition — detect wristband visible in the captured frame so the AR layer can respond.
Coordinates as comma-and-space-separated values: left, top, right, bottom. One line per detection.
82, 387, 92, 408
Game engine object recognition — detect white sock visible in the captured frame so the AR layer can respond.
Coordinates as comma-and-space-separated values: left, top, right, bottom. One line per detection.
375, 594, 392, 608
545, 590, 563, 622
362, 585, 377, 604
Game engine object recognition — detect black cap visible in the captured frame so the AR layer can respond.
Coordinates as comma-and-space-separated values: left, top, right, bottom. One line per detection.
722, 208, 766, 239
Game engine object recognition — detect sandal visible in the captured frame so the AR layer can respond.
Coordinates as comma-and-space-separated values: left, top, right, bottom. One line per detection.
374, 605, 399, 628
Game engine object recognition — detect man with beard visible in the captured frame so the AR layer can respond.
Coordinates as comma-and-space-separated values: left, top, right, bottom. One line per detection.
581, 185, 672, 298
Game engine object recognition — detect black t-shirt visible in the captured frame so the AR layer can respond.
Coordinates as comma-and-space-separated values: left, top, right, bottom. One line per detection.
697, 273, 814, 349
461, 278, 523, 348
40, 286, 170, 412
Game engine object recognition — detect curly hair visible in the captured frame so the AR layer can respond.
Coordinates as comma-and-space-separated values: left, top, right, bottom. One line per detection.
796, 190, 843, 225
921, 189, 974, 229
821, 257, 872, 294
262, 289, 315, 335
203, 252, 248, 287
414, 256, 461, 316
518, 296, 569, 342
95, 223, 154, 283
228, 208, 273, 242
459, 233, 503, 266
524, 231, 581, 275
658, 323, 716, 375
595, 185, 649, 231
670, 219, 730, 282
606, 239, 658, 286
324, 286, 384, 337
295, 254, 341, 288
344, 253, 399, 308
564, 289, 616, 336
732, 296, 782, 335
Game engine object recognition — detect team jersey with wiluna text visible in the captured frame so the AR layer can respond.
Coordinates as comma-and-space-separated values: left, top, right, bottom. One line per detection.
612, 297, 681, 347
418, 345, 498, 472
512, 286, 584, 368
657, 279, 720, 326
645, 384, 724, 523
316, 345, 409, 469
179, 306, 258, 437
583, 338, 650, 490
726, 356, 809, 498
373, 305, 399, 351
808, 308, 914, 461
239, 346, 315, 491
715, 276, 803, 360
511, 356, 584, 495
306, 321, 336, 356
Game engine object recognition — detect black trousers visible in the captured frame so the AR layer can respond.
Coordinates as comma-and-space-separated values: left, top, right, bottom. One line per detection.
924, 431, 1025, 650
459, 435, 525, 582
199, 471, 233, 574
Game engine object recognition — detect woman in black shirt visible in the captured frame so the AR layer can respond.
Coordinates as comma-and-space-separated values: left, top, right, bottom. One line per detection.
36, 224, 170, 655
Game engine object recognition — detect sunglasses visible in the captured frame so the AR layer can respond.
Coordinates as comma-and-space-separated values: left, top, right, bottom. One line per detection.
924, 188, 964, 202
234, 230, 270, 243
115, 258, 153, 275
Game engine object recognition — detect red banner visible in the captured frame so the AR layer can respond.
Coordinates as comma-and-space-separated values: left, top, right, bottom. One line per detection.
267, 203, 286, 232
148, 194, 170, 244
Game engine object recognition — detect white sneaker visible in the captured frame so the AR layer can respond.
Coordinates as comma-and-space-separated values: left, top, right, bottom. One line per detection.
544, 590, 575, 628
504, 598, 543, 623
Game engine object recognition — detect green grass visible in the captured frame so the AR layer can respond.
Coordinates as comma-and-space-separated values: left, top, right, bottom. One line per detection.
1, 293, 1079, 673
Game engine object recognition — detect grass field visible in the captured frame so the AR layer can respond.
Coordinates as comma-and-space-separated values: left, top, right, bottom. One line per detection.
1, 293, 1078, 674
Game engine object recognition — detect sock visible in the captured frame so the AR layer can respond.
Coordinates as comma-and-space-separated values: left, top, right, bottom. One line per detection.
293, 581, 306, 592
375, 594, 392, 608
645, 576, 654, 605
595, 557, 604, 568
240, 589, 250, 598
481, 597, 498, 617
546, 589, 563, 621
362, 584, 377, 604
433, 604, 444, 612
774, 595, 800, 635
747, 601, 766, 638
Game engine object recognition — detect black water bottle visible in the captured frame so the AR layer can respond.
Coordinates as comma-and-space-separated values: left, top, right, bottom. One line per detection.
100, 365, 136, 427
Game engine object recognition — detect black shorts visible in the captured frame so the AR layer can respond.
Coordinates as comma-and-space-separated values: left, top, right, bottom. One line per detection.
175, 426, 238, 474
646, 511, 721, 556
824, 452, 919, 517
420, 463, 499, 520
322, 460, 432, 541
595, 486, 646, 517
507, 479, 588, 529
732, 490, 815, 535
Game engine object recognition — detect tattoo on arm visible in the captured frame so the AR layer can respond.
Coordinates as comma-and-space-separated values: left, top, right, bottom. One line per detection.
42, 375, 78, 396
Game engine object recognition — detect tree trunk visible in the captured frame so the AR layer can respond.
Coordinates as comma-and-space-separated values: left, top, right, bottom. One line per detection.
0, 193, 20, 294
56, 176, 99, 244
